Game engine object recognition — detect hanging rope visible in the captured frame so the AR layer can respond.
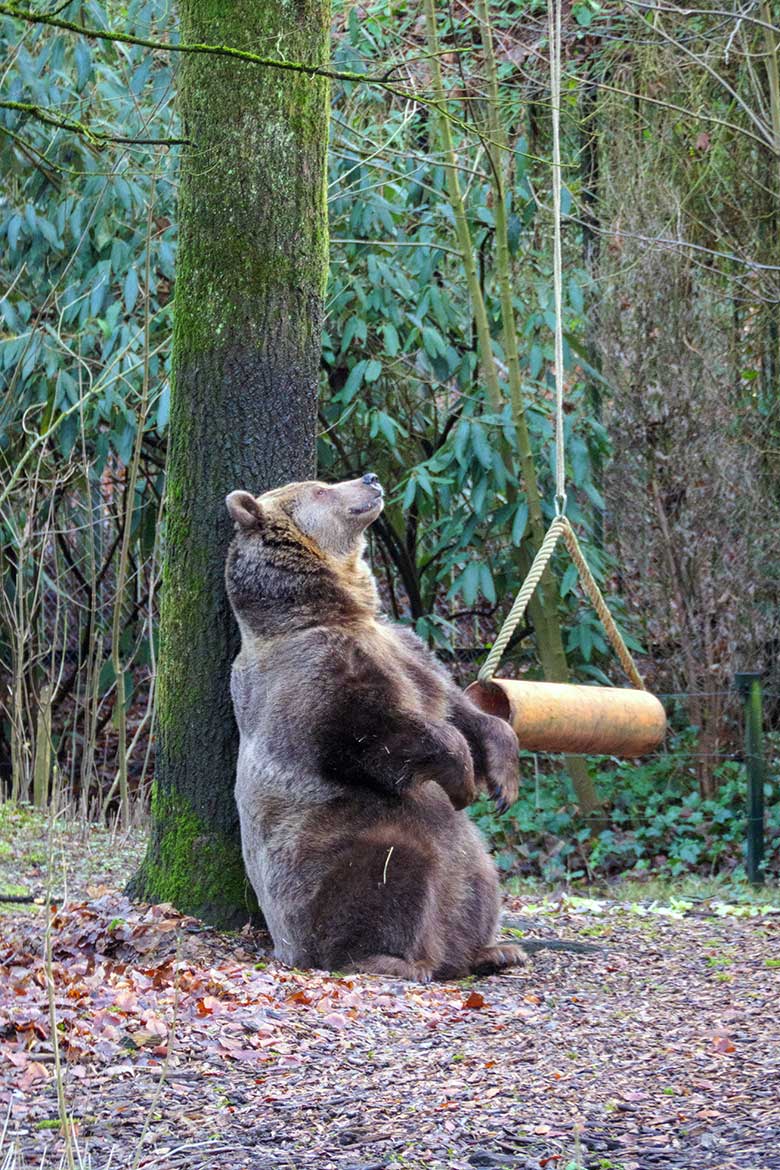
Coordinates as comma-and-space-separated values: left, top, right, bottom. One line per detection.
478, 517, 645, 689
479, 518, 566, 682
549, 0, 566, 517
478, 0, 647, 693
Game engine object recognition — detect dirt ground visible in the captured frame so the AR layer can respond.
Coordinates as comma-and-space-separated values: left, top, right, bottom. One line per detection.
1, 807, 779, 1170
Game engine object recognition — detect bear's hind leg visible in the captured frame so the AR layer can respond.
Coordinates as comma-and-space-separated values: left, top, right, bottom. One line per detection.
342, 954, 434, 983
471, 942, 530, 976
308, 829, 440, 978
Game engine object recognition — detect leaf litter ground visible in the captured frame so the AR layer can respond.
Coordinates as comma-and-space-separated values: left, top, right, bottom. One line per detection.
1, 810, 779, 1170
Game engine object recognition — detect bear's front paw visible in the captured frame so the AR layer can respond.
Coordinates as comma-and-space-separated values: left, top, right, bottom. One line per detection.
477, 715, 520, 812
419, 723, 476, 810
422, 758, 477, 809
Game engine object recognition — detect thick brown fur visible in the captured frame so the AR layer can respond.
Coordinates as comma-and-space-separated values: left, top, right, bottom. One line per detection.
225, 476, 526, 982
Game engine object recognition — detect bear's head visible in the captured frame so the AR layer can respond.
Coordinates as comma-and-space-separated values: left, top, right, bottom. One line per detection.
225, 476, 384, 636
226, 475, 384, 557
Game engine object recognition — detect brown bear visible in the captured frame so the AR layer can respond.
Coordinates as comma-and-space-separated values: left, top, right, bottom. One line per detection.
225, 474, 528, 982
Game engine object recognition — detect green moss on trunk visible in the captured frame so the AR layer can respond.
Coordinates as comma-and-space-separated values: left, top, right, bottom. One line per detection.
130, 0, 331, 927
130, 787, 258, 927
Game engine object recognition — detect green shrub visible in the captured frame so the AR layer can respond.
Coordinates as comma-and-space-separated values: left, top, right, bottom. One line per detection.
471, 730, 780, 883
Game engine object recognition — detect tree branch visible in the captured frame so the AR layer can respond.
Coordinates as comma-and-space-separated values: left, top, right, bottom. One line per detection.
0, 3, 546, 160
0, 100, 189, 147
0, 2, 418, 87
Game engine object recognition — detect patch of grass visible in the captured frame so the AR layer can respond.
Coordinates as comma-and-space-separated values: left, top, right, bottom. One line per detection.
505, 876, 780, 916
0, 802, 146, 914
578, 923, 614, 937
602, 875, 780, 906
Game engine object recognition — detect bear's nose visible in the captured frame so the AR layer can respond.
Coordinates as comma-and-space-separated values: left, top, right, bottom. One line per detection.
362, 473, 379, 486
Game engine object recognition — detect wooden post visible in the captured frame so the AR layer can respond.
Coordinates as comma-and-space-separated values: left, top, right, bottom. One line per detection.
735, 672, 765, 885
32, 684, 52, 809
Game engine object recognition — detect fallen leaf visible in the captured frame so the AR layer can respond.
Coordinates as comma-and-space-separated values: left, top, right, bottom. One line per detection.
113, 990, 137, 1012
195, 996, 222, 1016
20, 1061, 49, 1090
321, 1012, 349, 1030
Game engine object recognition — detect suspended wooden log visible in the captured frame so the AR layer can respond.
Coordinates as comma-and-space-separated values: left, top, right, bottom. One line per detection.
465, 679, 667, 757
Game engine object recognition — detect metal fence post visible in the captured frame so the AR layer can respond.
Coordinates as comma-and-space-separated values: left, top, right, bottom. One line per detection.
734, 672, 765, 885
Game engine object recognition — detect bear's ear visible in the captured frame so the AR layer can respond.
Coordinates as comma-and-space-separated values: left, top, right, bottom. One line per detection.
226, 490, 264, 530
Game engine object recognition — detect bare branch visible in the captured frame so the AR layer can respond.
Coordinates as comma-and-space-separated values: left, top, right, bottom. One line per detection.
627, 1, 780, 35
624, 0, 778, 149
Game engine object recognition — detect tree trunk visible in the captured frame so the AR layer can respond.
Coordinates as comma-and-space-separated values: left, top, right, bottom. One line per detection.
129, 0, 330, 927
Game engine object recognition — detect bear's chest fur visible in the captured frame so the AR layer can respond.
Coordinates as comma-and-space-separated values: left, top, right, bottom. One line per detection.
365, 623, 450, 720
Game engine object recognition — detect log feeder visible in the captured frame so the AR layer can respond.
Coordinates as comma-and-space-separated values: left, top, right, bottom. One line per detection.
465, 679, 667, 757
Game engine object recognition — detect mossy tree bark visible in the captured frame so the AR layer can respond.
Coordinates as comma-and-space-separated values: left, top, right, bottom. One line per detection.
129, 0, 330, 927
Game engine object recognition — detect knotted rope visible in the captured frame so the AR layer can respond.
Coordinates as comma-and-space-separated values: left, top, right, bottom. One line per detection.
478, 517, 645, 689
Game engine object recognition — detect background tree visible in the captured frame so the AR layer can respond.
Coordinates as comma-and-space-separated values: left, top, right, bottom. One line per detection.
129, 0, 330, 925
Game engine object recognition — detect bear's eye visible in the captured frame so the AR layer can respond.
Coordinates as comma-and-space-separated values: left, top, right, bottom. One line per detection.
314, 488, 327, 499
